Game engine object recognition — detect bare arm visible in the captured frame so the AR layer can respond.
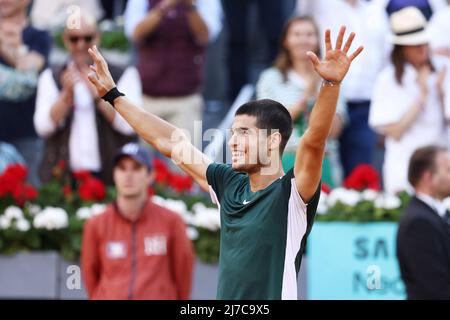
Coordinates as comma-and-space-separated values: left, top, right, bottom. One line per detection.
377, 94, 426, 140
294, 27, 363, 201
132, 6, 166, 43
184, 0, 209, 45
87, 46, 212, 191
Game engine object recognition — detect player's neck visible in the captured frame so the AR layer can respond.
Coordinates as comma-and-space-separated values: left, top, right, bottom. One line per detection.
248, 164, 284, 193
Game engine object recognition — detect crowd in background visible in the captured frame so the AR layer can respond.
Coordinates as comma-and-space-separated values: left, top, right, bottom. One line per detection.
1, 0, 450, 195
1, 0, 450, 300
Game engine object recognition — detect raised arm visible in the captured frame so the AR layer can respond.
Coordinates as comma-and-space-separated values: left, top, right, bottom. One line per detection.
294, 27, 363, 202
87, 46, 212, 191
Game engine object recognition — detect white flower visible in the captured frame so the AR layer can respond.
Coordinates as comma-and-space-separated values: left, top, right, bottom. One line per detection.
328, 188, 361, 207
383, 194, 402, 210
187, 227, 199, 240
33, 207, 69, 230
192, 203, 220, 231
4, 206, 24, 220
316, 192, 329, 215
16, 219, 30, 232
76, 207, 92, 220
362, 189, 379, 202
26, 204, 42, 216
91, 204, 106, 216
151, 195, 166, 207
164, 199, 188, 216
0, 215, 10, 229
375, 194, 401, 210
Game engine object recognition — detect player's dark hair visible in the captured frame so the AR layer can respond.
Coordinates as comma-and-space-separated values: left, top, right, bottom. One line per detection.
408, 145, 447, 187
235, 99, 293, 155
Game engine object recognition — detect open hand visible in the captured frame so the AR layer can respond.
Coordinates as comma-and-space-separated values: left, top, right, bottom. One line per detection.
306, 26, 364, 84
87, 45, 116, 97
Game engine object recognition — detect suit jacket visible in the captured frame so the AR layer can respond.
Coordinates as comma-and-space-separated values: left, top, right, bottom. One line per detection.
396, 196, 450, 299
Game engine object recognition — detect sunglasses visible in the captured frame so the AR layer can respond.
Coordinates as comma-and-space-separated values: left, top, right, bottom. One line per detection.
68, 35, 95, 44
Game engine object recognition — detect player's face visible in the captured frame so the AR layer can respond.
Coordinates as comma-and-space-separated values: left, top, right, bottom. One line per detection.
113, 157, 153, 199
228, 115, 272, 173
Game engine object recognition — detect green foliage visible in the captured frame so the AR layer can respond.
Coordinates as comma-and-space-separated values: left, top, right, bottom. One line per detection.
53, 30, 130, 52
194, 229, 220, 264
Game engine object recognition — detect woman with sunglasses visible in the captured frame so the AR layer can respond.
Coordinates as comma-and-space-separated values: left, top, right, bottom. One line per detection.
34, 14, 143, 185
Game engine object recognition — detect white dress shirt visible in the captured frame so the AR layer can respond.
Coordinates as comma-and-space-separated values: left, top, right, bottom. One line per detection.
34, 66, 142, 172
298, 0, 391, 101
369, 63, 448, 194
124, 0, 223, 42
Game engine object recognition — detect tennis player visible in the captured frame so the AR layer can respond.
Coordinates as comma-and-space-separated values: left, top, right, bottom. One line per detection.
87, 26, 363, 299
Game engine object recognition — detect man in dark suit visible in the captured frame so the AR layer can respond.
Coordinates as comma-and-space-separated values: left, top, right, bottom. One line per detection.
397, 145, 450, 299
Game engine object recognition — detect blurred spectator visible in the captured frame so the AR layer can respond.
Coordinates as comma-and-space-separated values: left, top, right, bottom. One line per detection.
298, 0, 391, 178
34, 14, 142, 185
81, 143, 194, 299
0, 63, 38, 103
223, 0, 285, 101
372, 0, 447, 20
428, 0, 450, 59
0, 0, 50, 187
124, 0, 222, 141
369, 7, 448, 194
256, 16, 348, 187
0, 142, 25, 174
30, 0, 104, 31
397, 145, 450, 299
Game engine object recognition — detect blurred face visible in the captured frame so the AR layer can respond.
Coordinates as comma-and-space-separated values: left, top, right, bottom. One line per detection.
284, 20, 319, 61
0, 0, 29, 18
63, 21, 99, 65
227, 115, 281, 174
430, 151, 450, 200
402, 44, 429, 68
113, 157, 153, 199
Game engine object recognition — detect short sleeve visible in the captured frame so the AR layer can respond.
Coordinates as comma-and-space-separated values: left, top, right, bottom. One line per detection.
206, 162, 238, 204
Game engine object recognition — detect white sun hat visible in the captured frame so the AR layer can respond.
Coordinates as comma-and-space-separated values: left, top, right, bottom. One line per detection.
389, 6, 429, 46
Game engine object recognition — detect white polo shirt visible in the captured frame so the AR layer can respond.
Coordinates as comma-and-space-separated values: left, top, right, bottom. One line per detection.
369, 63, 448, 194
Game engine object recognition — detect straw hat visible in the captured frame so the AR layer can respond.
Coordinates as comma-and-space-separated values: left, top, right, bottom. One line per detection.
390, 6, 429, 46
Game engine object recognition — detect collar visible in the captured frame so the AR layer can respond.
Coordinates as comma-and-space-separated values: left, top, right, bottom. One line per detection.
113, 198, 150, 223
416, 192, 447, 218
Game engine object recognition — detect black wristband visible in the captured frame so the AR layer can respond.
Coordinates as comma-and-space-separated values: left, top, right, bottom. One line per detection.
101, 87, 125, 107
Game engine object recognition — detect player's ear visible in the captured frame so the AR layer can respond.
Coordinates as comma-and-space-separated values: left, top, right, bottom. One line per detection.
269, 131, 282, 152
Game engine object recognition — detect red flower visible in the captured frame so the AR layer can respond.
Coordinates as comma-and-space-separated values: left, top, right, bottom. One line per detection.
12, 184, 37, 206
78, 177, 106, 201
73, 170, 92, 182
57, 160, 66, 171
62, 185, 72, 196
169, 174, 193, 193
153, 158, 170, 184
2, 164, 28, 185
0, 164, 31, 204
321, 183, 331, 194
343, 164, 381, 191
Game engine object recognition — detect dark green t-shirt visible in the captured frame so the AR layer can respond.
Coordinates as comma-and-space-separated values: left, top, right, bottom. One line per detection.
206, 162, 320, 300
